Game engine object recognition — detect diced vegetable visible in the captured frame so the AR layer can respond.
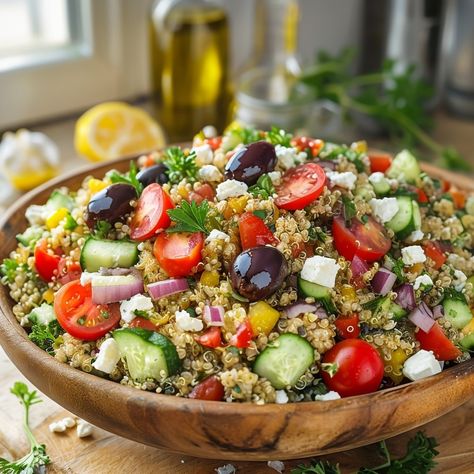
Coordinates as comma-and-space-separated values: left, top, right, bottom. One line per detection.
282, 302, 320, 319
28, 303, 56, 325
91, 274, 144, 304
17, 227, 43, 247
386, 150, 421, 184
248, 301, 280, 336
442, 290, 472, 329
203, 305, 225, 326
195, 326, 222, 348
147, 278, 189, 300
408, 302, 435, 333
371, 268, 397, 295
80, 237, 138, 272
415, 322, 461, 361
229, 320, 254, 348
298, 277, 336, 314
394, 283, 416, 311
386, 196, 421, 240
47, 190, 75, 211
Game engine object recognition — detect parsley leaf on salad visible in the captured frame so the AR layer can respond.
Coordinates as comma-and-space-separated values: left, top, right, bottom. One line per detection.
167, 200, 210, 234
107, 161, 143, 195
248, 174, 276, 199
163, 147, 199, 184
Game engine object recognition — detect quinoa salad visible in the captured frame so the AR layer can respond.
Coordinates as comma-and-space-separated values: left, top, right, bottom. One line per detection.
2, 125, 473, 404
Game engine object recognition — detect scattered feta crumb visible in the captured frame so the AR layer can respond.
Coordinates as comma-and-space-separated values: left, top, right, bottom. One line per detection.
402, 350, 442, 381
301, 256, 340, 288
199, 164, 222, 182
175, 309, 203, 332
369, 197, 399, 223
268, 171, 282, 185
326, 171, 357, 190
92, 338, 121, 374
61, 417, 76, 428
401, 245, 426, 265
202, 125, 217, 138
192, 144, 213, 166
413, 274, 433, 290
25, 204, 48, 225
120, 294, 154, 323
206, 229, 230, 243
76, 420, 94, 438
314, 391, 341, 401
215, 464, 236, 474
49, 420, 67, 433
267, 460, 285, 473
453, 269, 467, 291
368, 172, 385, 185
275, 390, 289, 404
275, 145, 306, 170
406, 229, 424, 243
216, 179, 248, 201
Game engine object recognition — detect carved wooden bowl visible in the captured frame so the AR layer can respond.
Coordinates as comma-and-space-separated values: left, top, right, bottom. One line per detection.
0, 157, 473, 461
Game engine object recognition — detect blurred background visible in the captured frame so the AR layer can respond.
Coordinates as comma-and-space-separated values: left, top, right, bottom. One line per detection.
0, 0, 473, 206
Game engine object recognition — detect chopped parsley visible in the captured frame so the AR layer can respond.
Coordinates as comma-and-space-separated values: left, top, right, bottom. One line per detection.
107, 161, 143, 195
248, 174, 275, 199
342, 195, 357, 226
167, 200, 209, 234
163, 147, 199, 184
266, 126, 293, 147
28, 320, 63, 355
94, 220, 112, 239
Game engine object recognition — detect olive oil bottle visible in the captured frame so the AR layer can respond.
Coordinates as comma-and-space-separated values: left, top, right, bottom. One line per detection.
149, 0, 230, 142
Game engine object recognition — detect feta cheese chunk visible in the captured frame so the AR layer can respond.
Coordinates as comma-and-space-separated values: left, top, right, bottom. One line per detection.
453, 269, 467, 291
92, 338, 121, 374
206, 229, 230, 243
192, 143, 213, 166
402, 350, 442, 381
49, 420, 67, 433
120, 294, 154, 323
199, 164, 222, 182
275, 390, 289, 404
368, 172, 385, 185
175, 309, 203, 332
76, 420, 94, 438
326, 171, 357, 190
314, 391, 341, 401
406, 229, 424, 243
268, 171, 282, 185
413, 274, 433, 290
216, 179, 248, 201
275, 144, 306, 170
301, 256, 340, 288
401, 245, 426, 265
369, 197, 399, 223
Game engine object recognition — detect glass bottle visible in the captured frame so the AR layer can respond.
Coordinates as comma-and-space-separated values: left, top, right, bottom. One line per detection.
149, 0, 230, 142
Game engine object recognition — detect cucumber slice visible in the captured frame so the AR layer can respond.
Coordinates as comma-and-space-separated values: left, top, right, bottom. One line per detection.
298, 277, 337, 314
253, 334, 314, 389
17, 226, 43, 247
443, 291, 472, 329
412, 201, 421, 230
460, 333, 474, 351
80, 237, 138, 272
371, 177, 391, 196
389, 302, 407, 320
386, 150, 421, 184
28, 303, 56, 325
386, 196, 420, 240
113, 328, 180, 382
47, 190, 75, 211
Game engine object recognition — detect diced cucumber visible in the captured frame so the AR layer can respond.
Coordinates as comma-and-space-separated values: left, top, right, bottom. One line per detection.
17, 226, 43, 247
443, 290, 472, 329
47, 190, 75, 211
371, 177, 391, 196
113, 328, 180, 382
412, 201, 421, 229
355, 184, 375, 201
389, 302, 407, 320
386, 150, 421, 185
28, 303, 56, 325
80, 237, 138, 272
298, 277, 337, 314
253, 334, 314, 389
460, 333, 474, 351
386, 196, 420, 240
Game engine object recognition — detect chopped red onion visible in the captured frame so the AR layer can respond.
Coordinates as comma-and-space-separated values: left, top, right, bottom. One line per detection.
351, 255, 369, 279
394, 283, 416, 311
283, 302, 320, 319
91, 274, 144, 304
408, 302, 435, 333
147, 278, 189, 300
371, 268, 397, 295
432, 305, 444, 319
203, 305, 225, 326
315, 307, 328, 319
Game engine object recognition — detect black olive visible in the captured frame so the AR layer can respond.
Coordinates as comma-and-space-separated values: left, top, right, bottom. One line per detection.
230, 246, 288, 301
136, 163, 169, 187
224, 141, 277, 185
85, 183, 137, 229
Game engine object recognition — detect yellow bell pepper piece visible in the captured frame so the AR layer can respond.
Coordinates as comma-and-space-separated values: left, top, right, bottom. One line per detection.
341, 284, 357, 302
46, 207, 69, 229
386, 348, 409, 384
88, 178, 108, 194
351, 140, 367, 153
200, 270, 220, 287
462, 317, 474, 335
249, 301, 280, 336
42, 289, 55, 304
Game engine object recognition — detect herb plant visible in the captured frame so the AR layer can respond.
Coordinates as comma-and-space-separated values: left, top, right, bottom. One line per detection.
248, 174, 276, 199
163, 147, 199, 184
266, 126, 293, 147
167, 200, 210, 234
29, 320, 63, 355
107, 161, 143, 194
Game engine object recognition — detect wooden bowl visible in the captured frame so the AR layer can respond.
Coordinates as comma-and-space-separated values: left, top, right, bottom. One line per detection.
0, 157, 473, 461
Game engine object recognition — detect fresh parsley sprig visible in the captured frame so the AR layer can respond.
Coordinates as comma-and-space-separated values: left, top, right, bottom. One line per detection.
0, 259, 24, 284
342, 195, 357, 226
266, 126, 293, 147
0, 382, 50, 474
163, 147, 199, 184
167, 200, 210, 234
29, 320, 63, 355
107, 161, 143, 195
248, 174, 275, 199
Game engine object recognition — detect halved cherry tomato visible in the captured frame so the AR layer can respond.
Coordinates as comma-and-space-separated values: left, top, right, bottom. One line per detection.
321, 339, 384, 397
238, 212, 278, 250
275, 163, 326, 211
195, 326, 222, 348
188, 183, 215, 204
368, 153, 392, 173
129, 317, 159, 331
34, 240, 62, 282
332, 215, 391, 262
291, 136, 324, 157
416, 322, 461, 361
153, 232, 204, 277
449, 189, 466, 209
441, 179, 451, 192
54, 280, 120, 341
204, 136, 223, 151
189, 375, 225, 400
416, 188, 429, 203
423, 241, 446, 270
335, 314, 360, 339
130, 183, 174, 241
229, 320, 253, 348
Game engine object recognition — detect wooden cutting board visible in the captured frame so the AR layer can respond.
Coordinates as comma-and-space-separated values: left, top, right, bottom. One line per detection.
0, 346, 472, 473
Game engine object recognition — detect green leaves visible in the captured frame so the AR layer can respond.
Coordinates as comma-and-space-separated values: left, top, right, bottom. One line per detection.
29, 320, 63, 355
342, 195, 357, 226
266, 126, 293, 147
107, 161, 143, 195
94, 220, 112, 239
167, 200, 209, 234
248, 174, 276, 199
163, 147, 199, 184
0, 258, 23, 283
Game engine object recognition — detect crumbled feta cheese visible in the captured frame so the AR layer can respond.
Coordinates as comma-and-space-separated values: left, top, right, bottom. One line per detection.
275, 390, 289, 404
402, 350, 442, 381
368, 172, 385, 185
314, 391, 341, 401
215, 464, 236, 474
192, 144, 213, 166
216, 179, 248, 201
76, 420, 94, 438
61, 417, 76, 428
202, 125, 217, 138
175, 309, 203, 332
25, 204, 48, 225
199, 164, 222, 182
80, 271, 95, 286
369, 197, 399, 223
401, 245, 426, 265
413, 274, 433, 290
406, 230, 424, 243
267, 460, 285, 473
120, 294, 154, 323
268, 171, 282, 185
92, 338, 121, 374
453, 269, 467, 291
275, 144, 306, 170
301, 256, 340, 288
206, 229, 230, 243
49, 420, 67, 433
327, 171, 357, 190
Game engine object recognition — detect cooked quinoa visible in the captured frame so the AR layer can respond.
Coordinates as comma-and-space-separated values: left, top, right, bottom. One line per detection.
1, 126, 473, 403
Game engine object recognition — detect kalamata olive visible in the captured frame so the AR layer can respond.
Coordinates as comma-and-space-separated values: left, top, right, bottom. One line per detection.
136, 163, 169, 187
225, 141, 277, 185
85, 183, 137, 229
230, 246, 288, 301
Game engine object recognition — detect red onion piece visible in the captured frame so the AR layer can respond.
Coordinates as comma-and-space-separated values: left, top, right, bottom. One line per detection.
408, 302, 435, 333
283, 302, 320, 319
147, 278, 189, 300
371, 268, 397, 295
91, 274, 144, 304
315, 307, 328, 319
203, 305, 225, 326
394, 283, 416, 311
432, 305, 444, 319
351, 255, 369, 278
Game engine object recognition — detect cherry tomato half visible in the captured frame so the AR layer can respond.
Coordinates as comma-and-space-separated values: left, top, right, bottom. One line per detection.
34, 240, 62, 282
332, 215, 391, 263
57, 260, 82, 285
423, 241, 446, 270
275, 163, 327, 211
368, 153, 392, 173
153, 232, 204, 277
54, 280, 120, 341
187, 183, 215, 204
189, 375, 225, 401
415, 322, 461, 361
130, 183, 174, 241
204, 136, 223, 151
321, 339, 384, 397
195, 326, 222, 348
229, 320, 253, 348
291, 136, 324, 157
129, 317, 159, 331
238, 212, 278, 250
416, 188, 429, 204
335, 314, 360, 339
